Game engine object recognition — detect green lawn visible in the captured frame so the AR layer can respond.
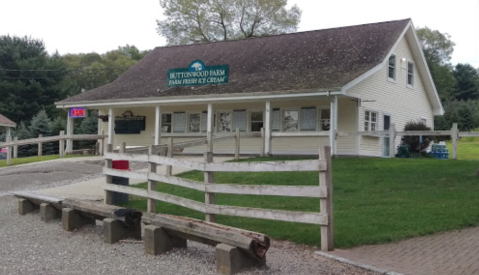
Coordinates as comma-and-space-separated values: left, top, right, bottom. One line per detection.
446, 138, 479, 160
123, 156, 479, 249
0, 154, 90, 168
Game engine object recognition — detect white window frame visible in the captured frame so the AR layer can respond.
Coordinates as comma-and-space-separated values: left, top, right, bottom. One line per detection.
249, 110, 264, 132
364, 110, 378, 131
161, 113, 172, 133
407, 61, 414, 88
318, 107, 330, 131
388, 55, 396, 82
186, 111, 203, 133
420, 117, 427, 126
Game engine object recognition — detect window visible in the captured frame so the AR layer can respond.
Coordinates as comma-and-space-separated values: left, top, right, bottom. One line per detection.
217, 112, 232, 132
320, 109, 330, 131
420, 118, 427, 125
250, 111, 263, 132
407, 61, 414, 87
283, 110, 299, 132
271, 108, 280, 131
172, 112, 186, 133
189, 113, 201, 133
161, 114, 172, 133
388, 55, 396, 80
201, 112, 207, 132
364, 111, 377, 131
232, 110, 247, 132
300, 107, 317, 131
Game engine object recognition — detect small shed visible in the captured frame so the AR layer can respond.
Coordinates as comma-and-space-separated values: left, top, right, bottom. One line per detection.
0, 113, 17, 139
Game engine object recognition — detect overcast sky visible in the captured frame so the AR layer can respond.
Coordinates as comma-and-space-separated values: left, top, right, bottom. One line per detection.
0, 0, 478, 67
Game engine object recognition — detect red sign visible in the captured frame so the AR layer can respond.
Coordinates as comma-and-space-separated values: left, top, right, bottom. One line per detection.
70, 108, 85, 118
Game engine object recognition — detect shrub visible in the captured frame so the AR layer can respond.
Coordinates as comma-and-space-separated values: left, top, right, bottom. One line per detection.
403, 121, 433, 153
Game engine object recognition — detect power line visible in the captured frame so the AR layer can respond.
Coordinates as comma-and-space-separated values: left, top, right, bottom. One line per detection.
0, 66, 131, 72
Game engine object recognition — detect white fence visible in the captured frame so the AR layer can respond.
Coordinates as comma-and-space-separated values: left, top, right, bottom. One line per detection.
103, 144, 334, 251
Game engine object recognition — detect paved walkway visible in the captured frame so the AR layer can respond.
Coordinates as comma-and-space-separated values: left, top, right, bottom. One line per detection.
326, 226, 479, 275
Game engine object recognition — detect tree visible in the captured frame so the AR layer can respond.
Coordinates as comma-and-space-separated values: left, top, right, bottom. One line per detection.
453, 63, 479, 101
434, 100, 479, 132
0, 36, 69, 123
29, 109, 54, 155
157, 0, 302, 45
416, 27, 456, 103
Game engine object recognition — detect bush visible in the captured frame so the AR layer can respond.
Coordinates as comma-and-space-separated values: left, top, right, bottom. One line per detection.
403, 121, 433, 153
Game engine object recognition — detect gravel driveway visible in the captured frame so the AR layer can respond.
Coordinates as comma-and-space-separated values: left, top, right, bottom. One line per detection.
0, 159, 379, 275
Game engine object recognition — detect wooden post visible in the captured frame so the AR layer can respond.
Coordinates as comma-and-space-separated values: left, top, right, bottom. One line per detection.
101, 130, 105, 156
6, 135, 11, 166
119, 142, 126, 154
234, 128, 240, 160
389, 123, 396, 158
204, 151, 215, 222
13, 137, 18, 159
207, 131, 213, 154
148, 145, 157, 213
166, 138, 173, 176
264, 101, 271, 156
452, 123, 458, 160
154, 106, 161, 146
59, 131, 65, 158
38, 134, 43, 157
104, 144, 113, 205
260, 128, 265, 157
319, 146, 333, 251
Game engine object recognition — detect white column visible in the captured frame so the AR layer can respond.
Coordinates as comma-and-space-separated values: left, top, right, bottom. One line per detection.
207, 103, 214, 152
5, 127, 11, 139
154, 106, 161, 146
329, 96, 338, 155
108, 108, 115, 145
66, 111, 73, 153
265, 101, 271, 156
333, 96, 338, 155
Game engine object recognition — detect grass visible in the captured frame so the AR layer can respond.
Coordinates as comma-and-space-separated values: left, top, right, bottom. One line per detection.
0, 154, 90, 168
123, 156, 479, 249
446, 138, 479, 160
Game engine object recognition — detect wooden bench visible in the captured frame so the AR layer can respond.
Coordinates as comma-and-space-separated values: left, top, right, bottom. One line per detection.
12, 191, 64, 222
142, 213, 270, 275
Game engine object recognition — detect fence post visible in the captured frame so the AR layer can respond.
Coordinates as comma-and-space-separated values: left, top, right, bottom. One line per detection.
6, 135, 11, 166
101, 130, 106, 156
13, 137, 18, 159
207, 131, 213, 153
319, 146, 334, 251
389, 123, 396, 158
452, 123, 458, 160
59, 131, 65, 158
38, 134, 43, 157
148, 145, 157, 213
104, 144, 113, 205
260, 128, 265, 157
166, 138, 173, 176
204, 151, 215, 222
235, 128, 240, 160
119, 142, 126, 154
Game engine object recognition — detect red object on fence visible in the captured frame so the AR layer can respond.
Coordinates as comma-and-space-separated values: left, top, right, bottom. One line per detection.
112, 160, 129, 170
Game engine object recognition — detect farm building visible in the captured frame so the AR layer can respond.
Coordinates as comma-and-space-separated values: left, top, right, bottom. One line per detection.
55, 18, 443, 157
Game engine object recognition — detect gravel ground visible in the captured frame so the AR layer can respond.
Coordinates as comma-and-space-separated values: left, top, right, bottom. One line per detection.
0, 159, 380, 275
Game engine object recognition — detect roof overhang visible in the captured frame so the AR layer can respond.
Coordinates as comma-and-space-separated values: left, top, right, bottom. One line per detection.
0, 123, 16, 128
56, 88, 343, 109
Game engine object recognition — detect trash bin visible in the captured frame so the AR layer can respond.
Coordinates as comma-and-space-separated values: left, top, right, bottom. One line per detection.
112, 160, 129, 204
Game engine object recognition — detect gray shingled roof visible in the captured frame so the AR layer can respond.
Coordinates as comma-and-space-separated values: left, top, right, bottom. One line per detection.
0, 114, 16, 127
59, 19, 410, 104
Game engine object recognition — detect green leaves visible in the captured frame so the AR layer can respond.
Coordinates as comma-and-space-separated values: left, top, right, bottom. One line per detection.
157, 0, 301, 45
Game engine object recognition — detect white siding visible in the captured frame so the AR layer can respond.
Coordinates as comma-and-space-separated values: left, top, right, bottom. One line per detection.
348, 34, 435, 157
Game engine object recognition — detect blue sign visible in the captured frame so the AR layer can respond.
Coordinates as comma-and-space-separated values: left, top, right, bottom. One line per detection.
167, 60, 229, 87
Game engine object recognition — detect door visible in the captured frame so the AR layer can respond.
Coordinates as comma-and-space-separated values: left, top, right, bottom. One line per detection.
383, 115, 391, 157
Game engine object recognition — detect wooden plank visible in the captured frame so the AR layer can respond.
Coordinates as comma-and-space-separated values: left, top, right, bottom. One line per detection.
459, 132, 479, 137
148, 145, 157, 213
204, 151, 215, 222
12, 191, 64, 204
103, 183, 149, 198
149, 154, 205, 171
142, 213, 270, 259
212, 133, 236, 141
103, 168, 148, 181
147, 190, 206, 213
104, 144, 113, 205
396, 130, 452, 136
148, 173, 205, 192
166, 138, 173, 176
206, 204, 327, 225
206, 184, 327, 198
0, 134, 108, 147
104, 152, 148, 162
205, 159, 326, 172
271, 131, 330, 137
172, 138, 207, 149
319, 146, 334, 251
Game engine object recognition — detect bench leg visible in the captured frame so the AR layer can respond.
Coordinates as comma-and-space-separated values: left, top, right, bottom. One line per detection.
216, 243, 266, 275
18, 198, 39, 215
40, 203, 60, 222
62, 208, 95, 231
103, 218, 142, 244
144, 225, 187, 255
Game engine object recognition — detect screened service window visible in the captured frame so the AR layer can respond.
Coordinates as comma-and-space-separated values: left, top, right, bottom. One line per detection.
189, 113, 201, 133
320, 109, 331, 131
283, 110, 299, 132
218, 112, 232, 132
407, 62, 414, 86
271, 108, 280, 131
201, 112, 207, 132
173, 112, 186, 133
364, 111, 377, 131
250, 111, 263, 132
300, 107, 317, 131
162, 114, 172, 133
232, 110, 247, 132
388, 55, 396, 80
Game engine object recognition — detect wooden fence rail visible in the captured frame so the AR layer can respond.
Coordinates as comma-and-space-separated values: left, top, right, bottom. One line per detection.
103, 145, 334, 251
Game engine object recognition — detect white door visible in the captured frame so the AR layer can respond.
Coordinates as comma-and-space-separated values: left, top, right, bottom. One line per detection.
383, 115, 391, 157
